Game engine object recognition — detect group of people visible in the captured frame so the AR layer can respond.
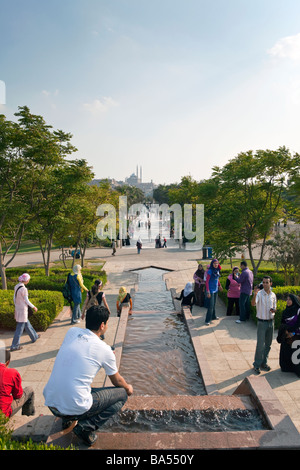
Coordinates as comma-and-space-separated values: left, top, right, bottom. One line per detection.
176, 258, 300, 377
1, 267, 135, 447
1, 261, 299, 448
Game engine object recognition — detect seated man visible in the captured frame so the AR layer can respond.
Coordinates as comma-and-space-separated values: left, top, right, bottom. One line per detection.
0, 349, 35, 418
43, 305, 133, 447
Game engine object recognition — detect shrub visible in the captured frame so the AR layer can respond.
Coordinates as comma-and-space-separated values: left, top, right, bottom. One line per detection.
219, 271, 300, 330
0, 290, 64, 331
0, 411, 74, 450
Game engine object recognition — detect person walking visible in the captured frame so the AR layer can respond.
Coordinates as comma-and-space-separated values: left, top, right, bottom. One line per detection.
10, 273, 40, 351
69, 264, 88, 324
136, 237, 142, 254
111, 240, 116, 256
251, 276, 277, 374
204, 259, 222, 325
235, 261, 253, 323
0, 349, 35, 418
225, 267, 241, 316
81, 280, 111, 320
43, 305, 133, 447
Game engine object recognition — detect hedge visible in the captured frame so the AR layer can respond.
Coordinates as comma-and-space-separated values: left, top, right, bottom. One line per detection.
0, 290, 64, 331
219, 272, 300, 330
0, 266, 107, 331
4, 266, 107, 293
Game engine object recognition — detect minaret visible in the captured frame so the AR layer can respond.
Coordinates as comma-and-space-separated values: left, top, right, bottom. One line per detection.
140, 166, 142, 183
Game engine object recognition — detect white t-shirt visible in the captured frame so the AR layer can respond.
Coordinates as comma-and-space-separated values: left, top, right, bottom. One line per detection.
43, 327, 118, 415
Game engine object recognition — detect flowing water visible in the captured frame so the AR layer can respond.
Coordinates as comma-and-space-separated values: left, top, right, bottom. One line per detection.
112, 267, 267, 433
118, 268, 205, 396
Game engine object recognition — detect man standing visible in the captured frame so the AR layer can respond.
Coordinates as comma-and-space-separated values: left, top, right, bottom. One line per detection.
43, 305, 133, 447
235, 261, 254, 323
251, 276, 277, 374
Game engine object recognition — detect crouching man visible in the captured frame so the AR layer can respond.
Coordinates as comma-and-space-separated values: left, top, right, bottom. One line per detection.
43, 305, 133, 447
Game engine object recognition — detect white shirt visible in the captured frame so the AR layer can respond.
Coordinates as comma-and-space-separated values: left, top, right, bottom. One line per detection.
43, 327, 118, 415
255, 289, 277, 320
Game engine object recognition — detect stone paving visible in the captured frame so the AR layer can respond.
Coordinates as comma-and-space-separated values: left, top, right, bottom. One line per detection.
2, 242, 300, 443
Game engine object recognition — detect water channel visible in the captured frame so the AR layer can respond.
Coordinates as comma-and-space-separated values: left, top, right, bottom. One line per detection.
118, 268, 205, 396
104, 268, 267, 433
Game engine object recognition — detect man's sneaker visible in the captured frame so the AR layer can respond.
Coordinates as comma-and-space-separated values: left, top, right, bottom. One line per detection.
73, 426, 98, 446
261, 364, 271, 371
235, 320, 245, 324
253, 367, 261, 374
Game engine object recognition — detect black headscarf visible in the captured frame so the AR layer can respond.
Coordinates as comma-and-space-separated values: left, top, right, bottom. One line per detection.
195, 264, 205, 278
277, 294, 300, 344
281, 294, 300, 323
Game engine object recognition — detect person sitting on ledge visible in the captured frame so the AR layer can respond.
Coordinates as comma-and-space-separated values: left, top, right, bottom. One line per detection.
116, 286, 133, 317
43, 305, 133, 447
0, 349, 35, 418
175, 282, 196, 312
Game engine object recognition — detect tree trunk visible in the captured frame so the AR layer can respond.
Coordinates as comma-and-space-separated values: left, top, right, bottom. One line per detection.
0, 241, 7, 290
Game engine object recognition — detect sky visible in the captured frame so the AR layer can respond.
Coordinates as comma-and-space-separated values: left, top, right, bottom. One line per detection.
1, 0, 300, 185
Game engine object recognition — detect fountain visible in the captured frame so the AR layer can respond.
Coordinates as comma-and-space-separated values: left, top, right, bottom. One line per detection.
47, 267, 300, 450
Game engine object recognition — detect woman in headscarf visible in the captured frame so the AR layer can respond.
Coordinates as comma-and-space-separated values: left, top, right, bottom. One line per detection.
204, 259, 222, 325
225, 267, 241, 316
277, 294, 300, 377
116, 286, 132, 317
69, 264, 88, 324
175, 282, 196, 312
193, 264, 205, 307
11, 273, 40, 351
81, 280, 111, 320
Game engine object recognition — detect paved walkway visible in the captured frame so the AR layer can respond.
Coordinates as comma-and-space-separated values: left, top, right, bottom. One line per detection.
2, 244, 300, 443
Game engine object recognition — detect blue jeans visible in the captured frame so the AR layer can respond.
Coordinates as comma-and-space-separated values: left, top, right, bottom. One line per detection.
11, 320, 39, 350
71, 303, 81, 323
49, 387, 128, 433
205, 292, 218, 323
239, 293, 251, 321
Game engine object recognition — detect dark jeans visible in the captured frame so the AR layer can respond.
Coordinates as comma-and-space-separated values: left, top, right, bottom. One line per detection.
11, 386, 35, 417
227, 297, 240, 316
49, 386, 128, 433
205, 292, 218, 323
239, 293, 251, 321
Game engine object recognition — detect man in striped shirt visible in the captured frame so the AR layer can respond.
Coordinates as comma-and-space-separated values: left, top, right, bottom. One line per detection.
251, 276, 277, 374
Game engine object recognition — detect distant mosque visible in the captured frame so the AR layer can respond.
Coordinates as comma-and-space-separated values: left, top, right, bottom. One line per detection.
91, 165, 157, 197
125, 165, 143, 186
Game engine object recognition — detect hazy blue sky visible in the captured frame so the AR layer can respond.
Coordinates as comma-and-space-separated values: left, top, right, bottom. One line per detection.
1, 0, 300, 184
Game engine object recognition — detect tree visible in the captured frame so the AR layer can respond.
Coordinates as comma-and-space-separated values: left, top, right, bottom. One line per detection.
268, 230, 300, 285
28, 159, 94, 276
199, 147, 299, 275
0, 106, 78, 288
62, 181, 119, 267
